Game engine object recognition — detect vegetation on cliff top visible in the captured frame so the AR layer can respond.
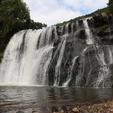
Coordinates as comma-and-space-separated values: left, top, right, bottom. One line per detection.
56, 7, 110, 26
108, 0, 113, 15
56, 0, 113, 27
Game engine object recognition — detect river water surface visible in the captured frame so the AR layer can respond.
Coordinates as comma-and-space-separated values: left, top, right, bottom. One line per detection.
0, 86, 113, 113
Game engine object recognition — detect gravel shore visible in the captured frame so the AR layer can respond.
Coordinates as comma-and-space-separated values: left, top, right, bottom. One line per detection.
50, 100, 113, 113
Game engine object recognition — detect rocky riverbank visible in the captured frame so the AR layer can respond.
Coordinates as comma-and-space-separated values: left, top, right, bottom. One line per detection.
71, 100, 113, 113
50, 100, 113, 113
1, 100, 113, 113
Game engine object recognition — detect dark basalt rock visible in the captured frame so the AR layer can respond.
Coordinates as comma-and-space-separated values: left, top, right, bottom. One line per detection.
51, 29, 56, 42
78, 30, 86, 40
92, 15, 108, 28
78, 20, 83, 27
87, 18, 94, 28
73, 22, 77, 32
62, 25, 65, 35
56, 26, 62, 36
68, 23, 72, 33
87, 14, 113, 45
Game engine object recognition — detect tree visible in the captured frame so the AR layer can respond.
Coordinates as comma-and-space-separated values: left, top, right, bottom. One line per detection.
108, 0, 113, 15
0, 0, 30, 38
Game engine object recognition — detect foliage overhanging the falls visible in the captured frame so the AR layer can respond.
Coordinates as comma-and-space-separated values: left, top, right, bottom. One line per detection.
108, 0, 113, 15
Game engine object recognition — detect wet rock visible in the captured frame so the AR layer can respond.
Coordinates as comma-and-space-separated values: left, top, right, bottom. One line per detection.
68, 23, 72, 33
72, 107, 79, 113
78, 20, 83, 27
78, 30, 86, 39
56, 26, 63, 36
73, 22, 77, 32
92, 14, 108, 28
60, 109, 65, 113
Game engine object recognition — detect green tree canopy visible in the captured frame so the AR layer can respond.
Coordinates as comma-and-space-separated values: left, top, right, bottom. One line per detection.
0, 0, 46, 38
108, 0, 113, 15
0, 0, 31, 37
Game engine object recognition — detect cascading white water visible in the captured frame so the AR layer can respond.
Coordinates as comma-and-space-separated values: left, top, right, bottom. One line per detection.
95, 45, 113, 87
0, 28, 55, 86
54, 37, 67, 86
96, 46, 106, 66
108, 46, 113, 64
63, 56, 79, 87
83, 19, 94, 45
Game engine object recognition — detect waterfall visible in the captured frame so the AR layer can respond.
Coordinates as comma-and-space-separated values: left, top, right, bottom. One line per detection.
95, 45, 113, 87
63, 56, 79, 87
108, 46, 113, 64
54, 37, 67, 86
0, 28, 54, 86
83, 19, 94, 45
0, 18, 113, 87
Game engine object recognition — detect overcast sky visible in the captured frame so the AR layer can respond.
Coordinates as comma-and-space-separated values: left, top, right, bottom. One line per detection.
23, 0, 108, 25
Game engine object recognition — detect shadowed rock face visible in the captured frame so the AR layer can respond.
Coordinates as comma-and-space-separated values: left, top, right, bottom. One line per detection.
0, 16, 113, 88
88, 14, 113, 45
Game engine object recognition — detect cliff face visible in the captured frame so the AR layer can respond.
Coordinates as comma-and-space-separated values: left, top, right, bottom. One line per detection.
88, 14, 113, 45
52, 15, 113, 87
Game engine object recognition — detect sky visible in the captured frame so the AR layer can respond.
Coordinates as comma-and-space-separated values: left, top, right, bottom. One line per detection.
23, 0, 108, 25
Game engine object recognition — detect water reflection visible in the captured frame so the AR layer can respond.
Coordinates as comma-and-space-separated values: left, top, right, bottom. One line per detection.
0, 86, 113, 113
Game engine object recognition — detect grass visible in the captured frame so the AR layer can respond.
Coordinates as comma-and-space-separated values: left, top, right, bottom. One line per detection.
56, 7, 110, 26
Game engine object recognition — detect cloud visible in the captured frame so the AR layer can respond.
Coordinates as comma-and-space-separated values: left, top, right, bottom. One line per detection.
30, 7, 81, 25
23, 0, 108, 25
62, 0, 108, 12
